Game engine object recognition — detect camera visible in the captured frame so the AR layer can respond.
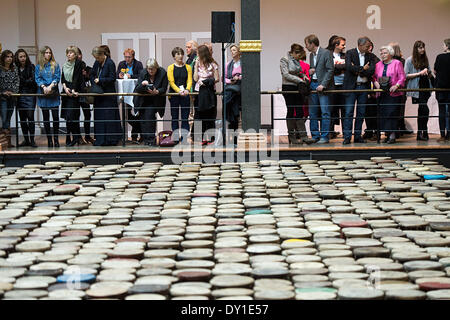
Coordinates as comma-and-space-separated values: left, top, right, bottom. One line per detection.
146, 83, 154, 91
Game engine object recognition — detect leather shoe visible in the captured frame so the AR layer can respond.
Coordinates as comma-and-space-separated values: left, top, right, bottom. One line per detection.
316, 138, 329, 144
387, 138, 396, 144
303, 138, 317, 145
342, 138, 351, 145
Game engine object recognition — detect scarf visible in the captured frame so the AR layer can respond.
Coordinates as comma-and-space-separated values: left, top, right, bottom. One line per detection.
63, 60, 75, 82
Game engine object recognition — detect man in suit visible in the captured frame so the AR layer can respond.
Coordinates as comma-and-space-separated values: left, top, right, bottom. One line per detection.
342, 37, 376, 144
304, 34, 334, 144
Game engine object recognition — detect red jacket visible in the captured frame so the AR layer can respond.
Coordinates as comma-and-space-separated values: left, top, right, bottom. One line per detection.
299, 60, 310, 117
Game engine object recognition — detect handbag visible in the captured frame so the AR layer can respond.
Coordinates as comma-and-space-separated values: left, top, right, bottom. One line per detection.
225, 82, 241, 93
158, 131, 175, 147
378, 76, 391, 92
84, 82, 104, 104
44, 86, 59, 98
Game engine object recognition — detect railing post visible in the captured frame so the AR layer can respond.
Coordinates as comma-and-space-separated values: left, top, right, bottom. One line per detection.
271, 93, 274, 146
121, 97, 126, 147
376, 94, 381, 144
15, 104, 19, 149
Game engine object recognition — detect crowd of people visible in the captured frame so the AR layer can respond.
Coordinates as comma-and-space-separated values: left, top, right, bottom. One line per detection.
281, 36, 450, 144
0, 35, 449, 148
0, 40, 240, 148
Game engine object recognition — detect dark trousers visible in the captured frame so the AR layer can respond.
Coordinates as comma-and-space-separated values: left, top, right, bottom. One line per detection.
140, 106, 157, 143
126, 103, 141, 139
41, 108, 59, 136
195, 106, 217, 141
379, 94, 401, 134
343, 83, 369, 140
397, 96, 408, 132
80, 102, 92, 137
170, 95, 190, 140
330, 85, 345, 132
438, 92, 450, 137
364, 96, 378, 134
18, 109, 35, 138
413, 96, 430, 132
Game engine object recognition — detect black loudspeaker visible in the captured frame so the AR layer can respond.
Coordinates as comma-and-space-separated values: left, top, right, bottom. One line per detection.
211, 11, 235, 43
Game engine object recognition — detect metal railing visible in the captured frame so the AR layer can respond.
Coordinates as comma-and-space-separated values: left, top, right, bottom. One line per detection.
3, 87, 449, 149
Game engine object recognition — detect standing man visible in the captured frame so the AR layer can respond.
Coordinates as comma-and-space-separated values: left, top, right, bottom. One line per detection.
116, 49, 144, 143
305, 34, 334, 144
342, 37, 376, 144
328, 36, 346, 140
186, 40, 198, 140
434, 38, 450, 141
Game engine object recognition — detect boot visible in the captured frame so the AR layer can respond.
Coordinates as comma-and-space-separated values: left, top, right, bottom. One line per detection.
30, 136, 37, 148
286, 119, 301, 144
18, 135, 31, 147
47, 135, 53, 148
53, 129, 60, 148
66, 135, 72, 146
295, 119, 308, 143
417, 131, 427, 141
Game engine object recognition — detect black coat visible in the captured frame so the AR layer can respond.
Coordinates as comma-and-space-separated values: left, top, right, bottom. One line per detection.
198, 78, 216, 111
61, 60, 84, 93
135, 68, 168, 117
343, 48, 377, 90
117, 59, 144, 79
18, 63, 37, 94
61, 59, 84, 119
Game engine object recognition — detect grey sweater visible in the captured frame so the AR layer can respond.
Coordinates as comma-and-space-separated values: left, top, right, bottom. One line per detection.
280, 53, 304, 86
404, 56, 432, 99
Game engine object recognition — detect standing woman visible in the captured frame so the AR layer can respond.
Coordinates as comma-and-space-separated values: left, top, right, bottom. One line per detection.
0, 50, 19, 147
280, 43, 309, 144
15, 49, 37, 147
61, 46, 84, 147
193, 45, 219, 145
390, 42, 411, 136
167, 47, 192, 143
434, 39, 450, 141
35, 46, 61, 147
90, 46, 122, 146
224, 44, 242, 145
404, 41, 434, 141
373, 45, 406, 144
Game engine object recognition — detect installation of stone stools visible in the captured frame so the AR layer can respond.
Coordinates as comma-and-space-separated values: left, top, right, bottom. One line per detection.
0, 157, 449, 299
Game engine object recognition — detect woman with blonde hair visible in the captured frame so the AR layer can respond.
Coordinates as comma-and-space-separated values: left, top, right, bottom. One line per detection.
35, 46, 61, 147
90, 46, 122, 146
61, 46, 84, 146
389, 42, 411, 136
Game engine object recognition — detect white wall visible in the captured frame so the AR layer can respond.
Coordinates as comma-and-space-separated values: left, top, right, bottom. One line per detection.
0, 1, 19, 52
1, 0, 449, 128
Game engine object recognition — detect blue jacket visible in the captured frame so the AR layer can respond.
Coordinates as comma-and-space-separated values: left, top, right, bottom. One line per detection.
35, 62, 61, 108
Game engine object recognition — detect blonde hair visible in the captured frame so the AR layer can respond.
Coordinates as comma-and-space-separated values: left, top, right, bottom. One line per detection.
91, 46, 105, 57
146, 58, 159, 69
38, 46, 57, 73
230, 44, 240, 53
66, 46, 79, 58
389, 42, 402, 57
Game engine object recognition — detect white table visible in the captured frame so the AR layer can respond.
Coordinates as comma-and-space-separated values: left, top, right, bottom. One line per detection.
115, 79, 164, 138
